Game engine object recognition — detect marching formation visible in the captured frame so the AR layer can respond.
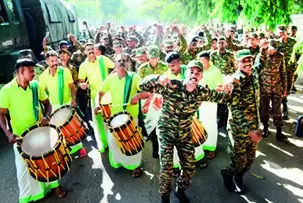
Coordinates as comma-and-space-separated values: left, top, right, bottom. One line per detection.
0, 22, 302, 203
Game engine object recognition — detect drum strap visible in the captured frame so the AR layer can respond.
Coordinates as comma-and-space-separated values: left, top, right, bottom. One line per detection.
197, 110, 200, 119
180, 64, 186, 80
99, 56, 106, 81
30, 81, 39, 121
123, 73, 134, 110
58, 67, 64, 105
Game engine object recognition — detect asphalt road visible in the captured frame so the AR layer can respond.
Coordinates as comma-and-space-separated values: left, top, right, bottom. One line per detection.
1, 83, 303, 203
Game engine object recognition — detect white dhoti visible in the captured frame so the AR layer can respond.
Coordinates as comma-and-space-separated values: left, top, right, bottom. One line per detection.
91, 97, 108, 152
14, 145, 59, 203
107, 119, 142, 170
199, 102, 218, 152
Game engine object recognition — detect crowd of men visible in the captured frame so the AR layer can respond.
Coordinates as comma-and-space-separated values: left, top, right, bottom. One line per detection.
0, 22, 302, 203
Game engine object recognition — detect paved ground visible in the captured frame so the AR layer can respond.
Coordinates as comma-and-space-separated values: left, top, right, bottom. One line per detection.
1, 83, 303, 203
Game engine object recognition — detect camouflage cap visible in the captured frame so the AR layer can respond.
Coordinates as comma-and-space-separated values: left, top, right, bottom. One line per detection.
164, 40, 174, 47
15, 58, 36, 70
148, 46, 160, 58
59, 40, 69, 47
58, 49, 72, 56
269, 39, 280, 49
113, 40, 122, 47
135, 47, 146, 57
127, 35, 139, 42
187, 60, 203, 72
235, 49, 253, 61
278, 25, 287, 32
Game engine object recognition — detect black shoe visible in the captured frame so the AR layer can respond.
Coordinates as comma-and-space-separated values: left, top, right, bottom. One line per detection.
174, 187, 190, 203
234, 174, 246, 194
282, 112, 289, 120
276, 134, 288, 142
291, 86, 297, 94
276, 128, 288, 142
218, 127, 228, 136
221, 169, 236, 192
263, 128, 269, 138
161, 194, 170, 203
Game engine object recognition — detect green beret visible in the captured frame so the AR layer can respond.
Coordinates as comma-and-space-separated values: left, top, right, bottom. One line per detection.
187, 60, 203, 72
135, 47, 146, 56
164, 40, 174, 47
269, 39, 280, 49
278, 25, 287, 32
148, 46, 160, 58
235, 49, 253, 61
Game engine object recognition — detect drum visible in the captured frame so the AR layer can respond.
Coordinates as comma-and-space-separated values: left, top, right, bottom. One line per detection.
100, 93, 112, 121
17, 125, 72, 182
50, 105, 87, 146
191, 117, 208, 147
108, 112, 144, 156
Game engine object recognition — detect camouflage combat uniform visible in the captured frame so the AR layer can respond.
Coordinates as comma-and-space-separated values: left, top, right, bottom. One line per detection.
278, 37, 297, 94
224, 69, 260, 175
210, 50, 237, 131
140, 77, 227, 195
210, 50, 237, 75
137, 61, 168, 79
255, 49, 287, 128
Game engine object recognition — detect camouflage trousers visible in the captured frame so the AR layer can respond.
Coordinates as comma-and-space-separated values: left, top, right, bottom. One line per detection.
286, 66, 297, 94
260, 93, 283, 127
225, 134, 257, 175
158, 130, 196, 195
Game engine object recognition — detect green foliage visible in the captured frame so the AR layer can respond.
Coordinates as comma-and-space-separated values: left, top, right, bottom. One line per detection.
64, 0, 303, 28
160, 0, 302, 29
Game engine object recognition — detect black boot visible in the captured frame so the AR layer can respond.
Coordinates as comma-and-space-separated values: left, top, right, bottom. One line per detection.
150, 129, 159, 159
220, 169, 236, 192
174, 186, 190, 203
276, 127, 288, 142
234, 172, 246, 193
263, 123, 269, 138
282, 100, 289, 120
161, 194, 170, 203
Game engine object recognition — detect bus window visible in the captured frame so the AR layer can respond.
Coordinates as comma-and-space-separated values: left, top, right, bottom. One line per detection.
6, 0, 19, 22
0, 1, 9, 24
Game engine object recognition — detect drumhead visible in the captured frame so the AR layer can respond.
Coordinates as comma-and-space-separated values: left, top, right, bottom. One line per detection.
101, 93, 112, 105
50, 106, 73, 126
21, 126, 59, 157
110, 114, 129, 128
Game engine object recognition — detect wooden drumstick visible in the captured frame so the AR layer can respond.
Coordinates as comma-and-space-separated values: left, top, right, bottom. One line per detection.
118, 128, 134, 154
192, 121, 202, 145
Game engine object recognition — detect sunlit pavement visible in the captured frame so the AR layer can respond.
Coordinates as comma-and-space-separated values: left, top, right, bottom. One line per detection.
1, 82, 303, 203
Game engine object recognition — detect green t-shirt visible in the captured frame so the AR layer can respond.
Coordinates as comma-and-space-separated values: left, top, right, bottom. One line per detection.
101, 72, 141, 118
0, 78, 47, 136
78, 56, 115, 99
201, 65, 223, 90
39, 67, 73, 106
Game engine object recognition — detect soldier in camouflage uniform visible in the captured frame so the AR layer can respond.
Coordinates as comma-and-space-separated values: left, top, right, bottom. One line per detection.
210, 37, 237, 134
137, 46, 168, 159
221, 49, 263, 194
133, 47, 148, 70
255, 39, 288, 141
59, 49, 78, 84
181, 36, 213, 65
137, 46, 168, 79
226, 33, 260, 59
140, 60, 230, 203
277, 26, 297, 120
